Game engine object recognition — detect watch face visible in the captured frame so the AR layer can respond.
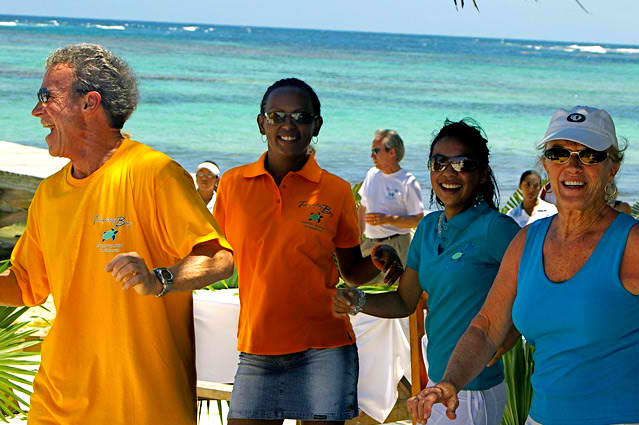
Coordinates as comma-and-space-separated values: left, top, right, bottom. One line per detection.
158, 268, 173, 283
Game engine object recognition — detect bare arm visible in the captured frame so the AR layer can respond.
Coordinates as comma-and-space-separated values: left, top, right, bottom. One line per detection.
407, 228, 526, 423
620, 224, 639, 295
358, 204, 366, 236
0, 269, 25, 306
333, 266, 425, 319
365, 212, 424, 229
105, 239, 234, 296
335, 245, 403, 287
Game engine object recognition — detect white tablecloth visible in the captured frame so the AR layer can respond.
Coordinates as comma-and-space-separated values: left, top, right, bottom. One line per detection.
194, 289, 411, 423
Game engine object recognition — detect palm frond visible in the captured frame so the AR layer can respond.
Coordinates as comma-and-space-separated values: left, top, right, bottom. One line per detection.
631, 201, 639, 220
500, 338, 535, 425
500, 189, 523, 215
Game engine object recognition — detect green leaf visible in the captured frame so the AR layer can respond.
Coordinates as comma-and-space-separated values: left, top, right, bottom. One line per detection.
500, 338, 535, 425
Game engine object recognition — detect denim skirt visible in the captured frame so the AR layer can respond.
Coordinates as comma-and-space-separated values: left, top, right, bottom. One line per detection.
228, 344, 359, 421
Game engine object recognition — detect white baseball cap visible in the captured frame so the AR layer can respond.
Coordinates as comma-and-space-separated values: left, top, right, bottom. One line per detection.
196, 162, 220, 176
538, 106, 618, 151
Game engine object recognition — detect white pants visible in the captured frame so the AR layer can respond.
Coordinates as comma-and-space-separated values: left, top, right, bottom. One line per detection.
425, 379, 507, 425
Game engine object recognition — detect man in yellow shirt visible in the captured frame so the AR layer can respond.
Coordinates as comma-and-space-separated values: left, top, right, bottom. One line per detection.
0, 43, 233, 424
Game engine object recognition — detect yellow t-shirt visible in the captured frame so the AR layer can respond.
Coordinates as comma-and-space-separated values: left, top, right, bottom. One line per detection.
10, 139, 229, 425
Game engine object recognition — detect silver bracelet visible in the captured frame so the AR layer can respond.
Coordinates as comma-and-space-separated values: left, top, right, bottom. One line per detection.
349, 290, 366, 315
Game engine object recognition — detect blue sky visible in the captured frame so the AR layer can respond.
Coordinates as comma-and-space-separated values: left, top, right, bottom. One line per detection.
3, 0, 638, 45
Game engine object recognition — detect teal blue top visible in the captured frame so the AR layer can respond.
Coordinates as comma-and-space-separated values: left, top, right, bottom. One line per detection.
406, 201, 520, 390
513, 213, 639, 425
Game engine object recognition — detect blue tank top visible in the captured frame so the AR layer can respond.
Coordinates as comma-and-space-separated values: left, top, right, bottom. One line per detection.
513, 213, 639, 425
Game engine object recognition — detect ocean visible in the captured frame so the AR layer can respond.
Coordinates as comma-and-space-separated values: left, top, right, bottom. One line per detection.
1, 14, 638, 206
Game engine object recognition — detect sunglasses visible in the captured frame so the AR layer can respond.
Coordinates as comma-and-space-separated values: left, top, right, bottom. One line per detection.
543, 147, 608, 165
428, 154, 481, 173
263, 111, 317, 125
37, 87, 50, 103
371, 147, 390, 155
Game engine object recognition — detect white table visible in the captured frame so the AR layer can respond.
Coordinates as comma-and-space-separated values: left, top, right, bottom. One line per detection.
194, 289, 411, 423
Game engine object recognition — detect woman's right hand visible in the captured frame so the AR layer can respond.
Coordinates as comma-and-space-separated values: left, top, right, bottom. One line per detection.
406, 382, 459, 424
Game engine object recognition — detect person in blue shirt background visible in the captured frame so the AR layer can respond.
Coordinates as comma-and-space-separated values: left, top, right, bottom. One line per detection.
408, 106, 639, 425
333, 118, 520, 425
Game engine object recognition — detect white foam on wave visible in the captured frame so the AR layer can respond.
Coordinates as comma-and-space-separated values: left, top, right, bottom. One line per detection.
0, 21, 17, 27
565, 44, 607, 54
94, 24, 125, 30
183, 26, 198, 31
50, 20, 60, 26
613, 47, 639, 54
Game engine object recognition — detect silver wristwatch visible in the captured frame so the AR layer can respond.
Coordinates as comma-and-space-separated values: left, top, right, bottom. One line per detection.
153, 267, 174, 297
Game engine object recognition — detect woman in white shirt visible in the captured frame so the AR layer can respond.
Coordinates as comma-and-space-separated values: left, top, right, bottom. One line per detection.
507, 170, 557, 227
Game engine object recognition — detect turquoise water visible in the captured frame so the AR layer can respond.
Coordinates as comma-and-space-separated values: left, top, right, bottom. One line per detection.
1, 14, 638, 204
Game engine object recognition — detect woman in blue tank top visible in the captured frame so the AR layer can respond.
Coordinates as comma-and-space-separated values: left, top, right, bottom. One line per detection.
407, 106, 639, 425
333, 119, 520, 425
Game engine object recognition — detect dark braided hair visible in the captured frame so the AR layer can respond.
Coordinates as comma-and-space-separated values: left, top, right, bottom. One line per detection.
260, 78, 321, 116
428, 118, 500, 210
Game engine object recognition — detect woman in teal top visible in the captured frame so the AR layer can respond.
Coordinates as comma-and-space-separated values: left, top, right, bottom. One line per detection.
409, 106, 639, 425
333, 119, 520, 425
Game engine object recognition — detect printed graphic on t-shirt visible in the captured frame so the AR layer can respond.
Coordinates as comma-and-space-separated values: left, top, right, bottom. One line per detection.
94, 214, 132, 253
386, 185, 401, 200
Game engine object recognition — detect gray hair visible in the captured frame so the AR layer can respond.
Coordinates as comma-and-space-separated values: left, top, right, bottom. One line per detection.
46, 43, 138, 129
374, 129, 405, 162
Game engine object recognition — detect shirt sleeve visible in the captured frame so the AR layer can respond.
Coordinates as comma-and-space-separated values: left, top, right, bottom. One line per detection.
405, 175, 424, 215
10, 192, 51, 306
357, 170, 370, 208
150, 160, 231, 260
486, 212, 521, 263
406, 214, 430, 270
334, 182, 362, 248
213, 173, 227, 235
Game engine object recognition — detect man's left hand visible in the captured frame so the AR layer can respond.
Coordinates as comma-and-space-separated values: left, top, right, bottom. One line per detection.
365, 213, 391, 226
105, 252, 162, 296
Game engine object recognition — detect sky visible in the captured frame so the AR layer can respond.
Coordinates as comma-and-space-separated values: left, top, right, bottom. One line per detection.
2, 0, 638, 45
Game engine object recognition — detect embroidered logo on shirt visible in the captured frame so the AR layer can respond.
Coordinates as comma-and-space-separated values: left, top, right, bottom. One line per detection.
309, 213, 323, 223
102, 228, 119, 241
451, 252, 463, 261
298, 200, 332, 232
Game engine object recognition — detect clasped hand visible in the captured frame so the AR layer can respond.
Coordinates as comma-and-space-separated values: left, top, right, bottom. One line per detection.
406, 382, 459, 424
105, 252, 162, 296
371, 244, 404, 285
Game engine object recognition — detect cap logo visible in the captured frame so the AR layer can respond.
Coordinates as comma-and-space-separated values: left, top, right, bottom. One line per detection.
567, 113, 586, 123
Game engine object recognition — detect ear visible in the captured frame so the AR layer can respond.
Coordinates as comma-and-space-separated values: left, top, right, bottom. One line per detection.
479, 167, 488, 185
312, 116, 323, 137
83, 91, 101, 112
257, 114, 265, 135
608, 161, 620, 181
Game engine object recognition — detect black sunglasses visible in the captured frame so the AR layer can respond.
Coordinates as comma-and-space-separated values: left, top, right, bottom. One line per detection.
543, 147, 608, 165
37, 87, 50, 103
263, 111, 317, 125
428, 154, 481, 173
371, 147, 390, 155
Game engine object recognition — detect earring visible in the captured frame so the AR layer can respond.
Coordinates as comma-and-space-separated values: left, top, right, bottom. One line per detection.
261, 134, 266, 143
604, 182, 617, 203
312, 136, 318, 145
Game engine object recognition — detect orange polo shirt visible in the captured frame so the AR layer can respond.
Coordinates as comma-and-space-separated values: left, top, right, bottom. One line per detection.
214, 153, 360, 354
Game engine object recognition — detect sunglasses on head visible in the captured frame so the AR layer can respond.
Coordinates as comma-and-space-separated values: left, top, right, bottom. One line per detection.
37, 87, 50, 103
543, 147, 608, 165
263, 111, 317, 125
428, 154, 480, 173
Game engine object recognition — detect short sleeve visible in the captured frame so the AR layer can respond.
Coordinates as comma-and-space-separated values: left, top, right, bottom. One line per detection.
357, 170, 371, 208
151, 160, 231, 259
405, 176, 424, 215
406, 214, 430, 270
10, 193, 50, 306
487, 213, 521, 263
334, 183, 361, 248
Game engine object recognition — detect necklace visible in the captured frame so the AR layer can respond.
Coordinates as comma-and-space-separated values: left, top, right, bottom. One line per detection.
437, 212, 446, 238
